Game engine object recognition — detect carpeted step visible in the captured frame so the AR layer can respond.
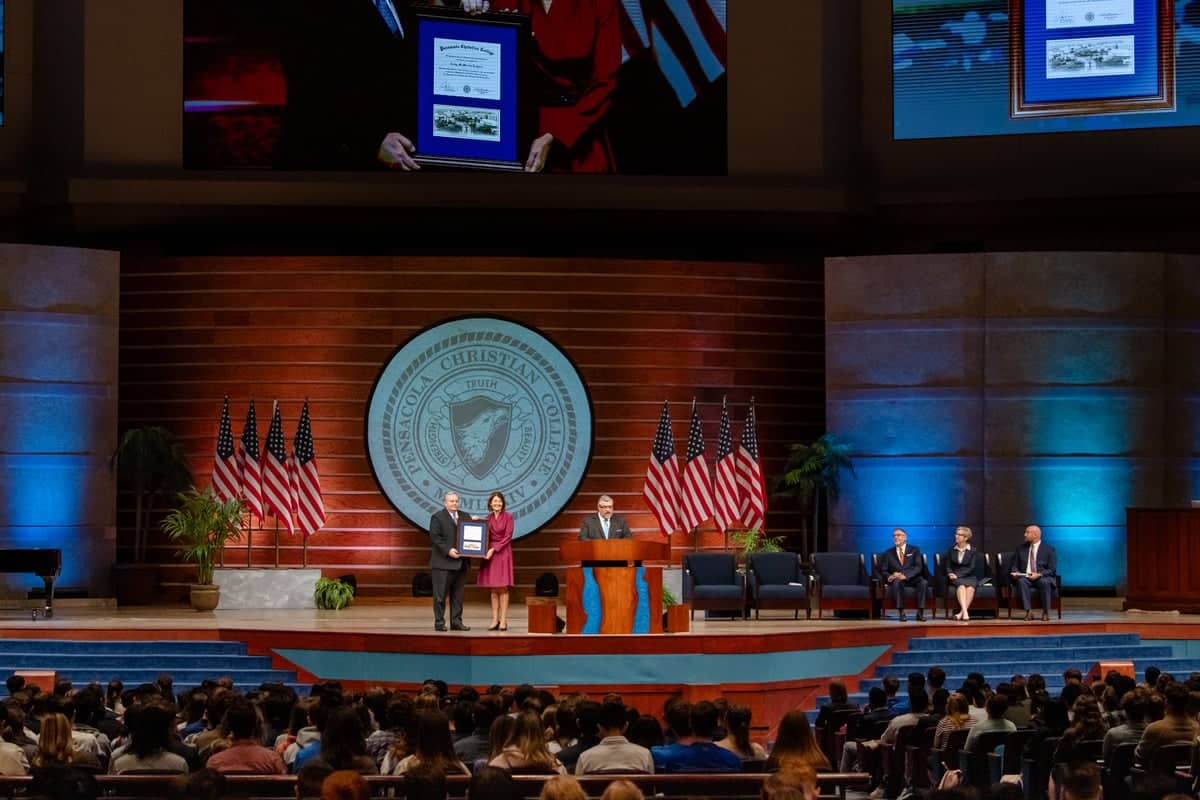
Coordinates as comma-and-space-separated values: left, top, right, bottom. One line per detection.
0, 640, 248, 655
904, 633, 1139, 651
889, 645, 1171, 665
35, 668, 297, 686
0, 654, 275, 671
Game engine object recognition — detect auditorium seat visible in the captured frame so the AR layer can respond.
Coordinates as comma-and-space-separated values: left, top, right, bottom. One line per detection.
812, 552, 872, 619
682, 553, 746, 620
747, 552, 810, 619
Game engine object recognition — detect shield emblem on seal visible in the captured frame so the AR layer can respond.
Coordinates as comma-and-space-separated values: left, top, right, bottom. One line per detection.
450, 396, 512, 480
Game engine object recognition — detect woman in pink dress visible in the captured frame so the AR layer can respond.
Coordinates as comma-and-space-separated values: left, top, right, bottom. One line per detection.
478, 491, 514, 631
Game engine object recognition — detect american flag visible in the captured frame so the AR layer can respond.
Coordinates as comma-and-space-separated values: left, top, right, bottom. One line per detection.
680, 398, 714, 531
712, 396, 740, 532
262, 401, 295, 535
238, 400, 265, 523
642, 400, 681, 537
618, 0, 727, 107
211, 397, 241, 504
292, 401, 326, 537
737, 399, 767, 531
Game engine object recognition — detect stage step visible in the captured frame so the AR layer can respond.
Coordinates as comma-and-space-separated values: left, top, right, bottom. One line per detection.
805, 633, 1179, 718
0, 639, 299, 690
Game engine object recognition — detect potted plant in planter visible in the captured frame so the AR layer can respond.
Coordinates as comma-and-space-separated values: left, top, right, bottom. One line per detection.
110, 426, 191, 605
662, 586, 690, 633
314, 577, 355, 610
161, 486, 245, 611
775, 433, 854, 564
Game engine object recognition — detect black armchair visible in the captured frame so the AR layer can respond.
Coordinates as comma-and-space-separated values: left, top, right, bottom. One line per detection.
682, 553, 746, 620
812, 552, 873, 619
748, 551, 811, 619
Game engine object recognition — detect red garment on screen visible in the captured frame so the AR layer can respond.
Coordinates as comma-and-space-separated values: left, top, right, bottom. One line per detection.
491, 0, 619, 173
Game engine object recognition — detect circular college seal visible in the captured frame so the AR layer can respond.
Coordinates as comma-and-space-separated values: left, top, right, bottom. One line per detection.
366, 317, 593, 538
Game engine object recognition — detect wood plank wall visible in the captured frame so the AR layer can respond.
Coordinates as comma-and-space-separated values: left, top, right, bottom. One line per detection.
118, 257, 824, 598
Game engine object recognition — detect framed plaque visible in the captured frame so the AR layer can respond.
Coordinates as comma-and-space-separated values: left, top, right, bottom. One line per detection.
1010, 0, 1175, 118
457, 519, 489, 558
413, 7, 533, 171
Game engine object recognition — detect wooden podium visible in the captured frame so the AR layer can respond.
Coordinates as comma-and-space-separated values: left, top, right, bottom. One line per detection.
560, 539, 671, 634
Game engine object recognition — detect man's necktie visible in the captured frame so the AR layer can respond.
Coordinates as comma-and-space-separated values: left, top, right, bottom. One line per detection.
1028, 545, 1036, 574
897, 547, 904, 564
375, 0, 403, 38
602, 518, 610, 539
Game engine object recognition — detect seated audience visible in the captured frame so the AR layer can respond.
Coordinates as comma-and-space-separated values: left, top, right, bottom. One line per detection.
539, 774, 587, 800
1135, 682, 1198, 764
600, 779, 645, 800
933, 693, 977, 750
204, 697, 286, 774
366, 695, 412, 768
650, 700, 741, 773
813, 681, 857, 733
964, 695, 1015, 751
168, 767, 225, 800
891, 674, 925, 715
1053, 694, 1108, 764
716, 704, 767, 761
554, 701, 600, 772
110, 703, 188, 774
766, 710, 831, 773
489, 709, 566, 774
467, 765, 524, 800
296, 760, 336, 800
320, 769, 369, 800
1060, 761, 1102, 800
456, 694, 502, 766
389, 710, 470, 776
309, 706, 376, 775
1102, 687, 1152, 761
575, 700, 653, 775
0, 706, 30, 774
626, 715, 663, 751
846, 688, 894, 740
761, 762, 820, 800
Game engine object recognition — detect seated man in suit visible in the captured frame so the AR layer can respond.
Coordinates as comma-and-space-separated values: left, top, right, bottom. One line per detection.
882, 528, 927, 621
1008, 524, 1058, 621
578, 495, 632, 540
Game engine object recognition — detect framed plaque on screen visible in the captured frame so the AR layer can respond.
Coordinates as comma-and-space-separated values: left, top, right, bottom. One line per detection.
1009, 0, 1175, 118
413, 7, 534, 171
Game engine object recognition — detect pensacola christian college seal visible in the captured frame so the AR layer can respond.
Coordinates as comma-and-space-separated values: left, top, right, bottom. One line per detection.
366, 318, 592, 536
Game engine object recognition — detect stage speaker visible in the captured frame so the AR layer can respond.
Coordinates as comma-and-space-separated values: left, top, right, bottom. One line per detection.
412, 572, 433, 597
336, 575, 357, 596
535, 572, 558, 597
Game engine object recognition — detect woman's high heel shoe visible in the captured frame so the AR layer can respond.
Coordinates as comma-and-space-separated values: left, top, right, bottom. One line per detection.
499, 623, 508, 631
487, 622, 500, 631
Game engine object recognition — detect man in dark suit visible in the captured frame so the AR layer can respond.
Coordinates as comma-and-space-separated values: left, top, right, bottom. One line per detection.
1008, 524, 1058, 621
429, 491, 470, 631
278, 0, 420, 170
881, 528, 927, 621
578, 495, 632, 541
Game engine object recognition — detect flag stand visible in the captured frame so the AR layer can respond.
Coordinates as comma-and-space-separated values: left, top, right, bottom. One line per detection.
245, 513, 253, 567
302, 536, 308, 568
273, 518, 280, 568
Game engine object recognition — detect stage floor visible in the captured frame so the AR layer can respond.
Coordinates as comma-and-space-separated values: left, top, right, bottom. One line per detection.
0, 596, 1190, 635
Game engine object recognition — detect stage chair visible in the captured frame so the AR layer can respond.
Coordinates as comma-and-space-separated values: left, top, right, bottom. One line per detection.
747, 551, 811, 619
937, 552, 1001, 619
997, 551, 1063, 619
682, 553, 746, 620
812, 552, 873, 619
871, 552, 931, 619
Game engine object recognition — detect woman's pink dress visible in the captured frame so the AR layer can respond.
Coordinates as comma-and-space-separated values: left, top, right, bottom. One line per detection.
477, 511, 514, 588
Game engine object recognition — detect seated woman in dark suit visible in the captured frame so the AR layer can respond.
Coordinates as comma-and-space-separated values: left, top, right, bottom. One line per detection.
945, 526, 982, 621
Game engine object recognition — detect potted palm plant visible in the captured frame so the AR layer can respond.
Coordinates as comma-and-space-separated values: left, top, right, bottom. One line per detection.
161, 487, 245, 611
110, 426, 192, 605
775, 433, 855, 564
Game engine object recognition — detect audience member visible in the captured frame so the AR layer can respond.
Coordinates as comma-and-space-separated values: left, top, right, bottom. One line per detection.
310, 706, 376, 775
110, 703, 188, 774
1103, 687, 1152, 761
766, 710, 830, 773
1135, 682, 1198, 764
0, 706, 30, 774
388, 710, 470, 776
650, 700, 741, 773
319, 769, 369, 800
467, 765, 524, 800
554, 701, 600, 771
892, 673, 925, 714
934, 693, 977, 750
295, 760, 335, 800
813, 681, 856, 732
489, 710, 565, 774
1053, 694, 1108, 763
538, 774, 587, 800
168, 768, 225, 800
626, 715, 664, 751
882, 677, 901, 710
1059, 761, 1101, 800
761, 763, 820, 800
964, 695, 1015, 752
456, 694, 502, 765
575, 700, 652, 775
205, 697, 286, 774
715, 704, 767, 761
600, 779, 646, 800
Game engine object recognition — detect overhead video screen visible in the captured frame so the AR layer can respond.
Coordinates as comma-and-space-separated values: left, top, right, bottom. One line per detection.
184, 0, 727, 174
893, 0, 1200, 139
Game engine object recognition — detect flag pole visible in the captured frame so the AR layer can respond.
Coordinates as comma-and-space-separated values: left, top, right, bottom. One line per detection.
274, 518, 280, 568
245, 512, 253, 567
302, 535, 308, 568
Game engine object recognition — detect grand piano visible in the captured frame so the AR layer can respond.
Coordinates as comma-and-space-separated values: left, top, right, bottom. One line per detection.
0, 549, 62, 619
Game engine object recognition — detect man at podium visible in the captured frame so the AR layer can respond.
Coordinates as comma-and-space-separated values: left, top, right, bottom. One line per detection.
578, 495, 632, 541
